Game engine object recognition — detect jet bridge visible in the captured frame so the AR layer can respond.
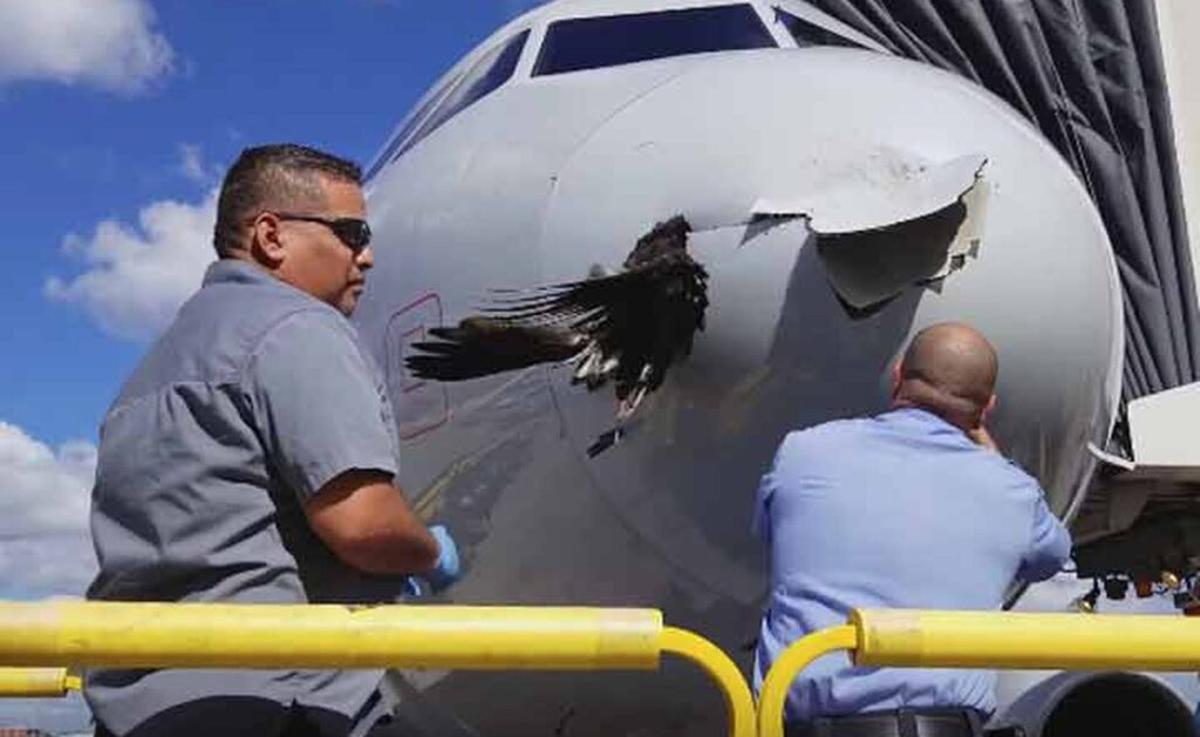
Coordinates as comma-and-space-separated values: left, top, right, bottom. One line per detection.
1074, 381, 1200, 610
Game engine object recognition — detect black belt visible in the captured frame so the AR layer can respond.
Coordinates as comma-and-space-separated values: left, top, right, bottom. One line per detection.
787, 708, 986, 737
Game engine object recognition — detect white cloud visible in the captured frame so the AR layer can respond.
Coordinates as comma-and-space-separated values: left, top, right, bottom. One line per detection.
0, 0, 174, 93
178, 143, 220, 187
0, 421, 97, 599
46, 190, 217, 341
179, 143, 207, 184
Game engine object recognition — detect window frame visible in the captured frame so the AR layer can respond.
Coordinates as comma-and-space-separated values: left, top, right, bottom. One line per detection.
375, 27, 532, 171
531, 3, 779, 78
365, 70, 463, 181
767, 1, 887, 52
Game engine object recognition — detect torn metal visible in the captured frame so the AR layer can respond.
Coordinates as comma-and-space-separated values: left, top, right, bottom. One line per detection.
752, 154, 989, 310
806, 0, 1199, 400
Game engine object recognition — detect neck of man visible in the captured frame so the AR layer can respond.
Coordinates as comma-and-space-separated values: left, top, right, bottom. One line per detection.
890, 390, 980, 434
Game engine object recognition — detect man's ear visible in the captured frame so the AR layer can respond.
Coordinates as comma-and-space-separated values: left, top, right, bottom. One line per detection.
889, 361, 903, 399
249, 212, 286, 268
980, 394, 997, 424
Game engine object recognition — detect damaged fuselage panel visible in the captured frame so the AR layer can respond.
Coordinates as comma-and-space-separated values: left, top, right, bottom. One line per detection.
751, 152, 990, 312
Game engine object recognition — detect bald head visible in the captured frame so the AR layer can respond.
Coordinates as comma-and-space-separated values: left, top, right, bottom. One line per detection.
893, 322, 998, 431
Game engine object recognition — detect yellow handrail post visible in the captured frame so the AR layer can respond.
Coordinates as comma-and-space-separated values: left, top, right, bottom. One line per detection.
661, 627, 756, 737
852, 608, 1200, 671
0, 601, 757, 737
760, 608, 1200, 737
0, 602, 662, 670
0, 667, 74, 698
757, 624, 858, 737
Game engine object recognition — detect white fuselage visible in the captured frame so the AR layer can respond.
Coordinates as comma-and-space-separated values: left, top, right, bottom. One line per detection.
352, 1, 1124, 733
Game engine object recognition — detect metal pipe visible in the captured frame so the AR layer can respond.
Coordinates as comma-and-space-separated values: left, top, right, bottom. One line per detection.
0, 602, 756, 737
759, 608, 1200, 737
0, 668, 74, 698
757, 624, 858, 737
661, 626, 756, 737
852, 608, 1200, 671
0, 602, 661, 670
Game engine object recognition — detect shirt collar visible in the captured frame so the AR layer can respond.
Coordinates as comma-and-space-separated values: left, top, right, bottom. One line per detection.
201, 259, 342, 314
880, 406, 964, 435
202, 258, 277, 288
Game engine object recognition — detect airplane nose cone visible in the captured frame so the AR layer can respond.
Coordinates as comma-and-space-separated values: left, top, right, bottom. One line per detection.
539, 50, 1120, 585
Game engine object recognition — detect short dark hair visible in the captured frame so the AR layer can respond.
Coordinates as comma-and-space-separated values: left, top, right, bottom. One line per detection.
213, 144, 362, 257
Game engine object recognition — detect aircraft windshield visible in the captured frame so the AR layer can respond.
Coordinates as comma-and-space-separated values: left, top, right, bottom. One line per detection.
533, 5, 776, 77
365, 73, 461, 180
773, 7, 867, 49
372, 28, 529, 173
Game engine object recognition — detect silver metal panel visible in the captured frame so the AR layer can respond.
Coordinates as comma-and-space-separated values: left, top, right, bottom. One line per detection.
353, 7, 1124, 733
1128, 380, 1200, 472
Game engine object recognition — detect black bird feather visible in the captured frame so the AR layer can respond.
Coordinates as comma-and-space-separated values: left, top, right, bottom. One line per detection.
406, 215, 708, 424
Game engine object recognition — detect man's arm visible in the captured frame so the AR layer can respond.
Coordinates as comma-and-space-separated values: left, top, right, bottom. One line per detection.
246, 311, 458, 585
967, 423, 1069, 580
1017, 492, 1072, 582
304, 469, 439, 575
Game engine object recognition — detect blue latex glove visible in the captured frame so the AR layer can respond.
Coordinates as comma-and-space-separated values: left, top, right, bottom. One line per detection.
423, 525, 461, 593
402, 576, 424, 598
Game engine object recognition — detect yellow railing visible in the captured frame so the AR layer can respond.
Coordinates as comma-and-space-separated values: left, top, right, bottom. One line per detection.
0, 667, 79, 698
0, 601, 754, 737
10, 603, 1199, 737
758, 608, 1200, 737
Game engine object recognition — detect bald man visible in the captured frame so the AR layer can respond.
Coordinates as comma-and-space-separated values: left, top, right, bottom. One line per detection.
753, 322, 1070, 737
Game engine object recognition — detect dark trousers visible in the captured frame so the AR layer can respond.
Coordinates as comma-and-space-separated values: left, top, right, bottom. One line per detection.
785, 708, 990, 737
94, 695, 397, 737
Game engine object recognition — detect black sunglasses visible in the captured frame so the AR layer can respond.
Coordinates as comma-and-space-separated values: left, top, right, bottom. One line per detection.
274, 212, 372, 252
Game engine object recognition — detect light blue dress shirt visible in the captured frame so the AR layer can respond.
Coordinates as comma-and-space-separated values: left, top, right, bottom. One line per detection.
753, 408, 1071, 723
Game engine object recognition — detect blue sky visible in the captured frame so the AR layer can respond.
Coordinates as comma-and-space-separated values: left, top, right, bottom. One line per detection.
2, 0, 541, 449
0, 1, 541, 730
0, 0, 543, 605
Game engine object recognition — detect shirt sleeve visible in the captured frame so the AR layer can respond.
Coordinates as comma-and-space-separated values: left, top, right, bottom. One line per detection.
1017, 485, 1072, 583
752, 436, 794, 544
751, 471, 774, 545
243, 309, 399, 503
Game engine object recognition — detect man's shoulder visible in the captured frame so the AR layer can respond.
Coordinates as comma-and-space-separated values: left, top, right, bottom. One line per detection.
108, 285, 338, 410
781, 416, 874, 452
261, 302, 356, 337
248, 306, 366, 368
986, 451, 1042, 489
192, 263, 342, 325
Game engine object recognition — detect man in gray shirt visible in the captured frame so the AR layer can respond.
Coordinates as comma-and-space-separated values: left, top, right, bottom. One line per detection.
85, 144, 459, 737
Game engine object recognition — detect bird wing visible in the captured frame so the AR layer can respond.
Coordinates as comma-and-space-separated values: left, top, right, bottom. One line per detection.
405, 316, 584, 381
405, 259, 704, 391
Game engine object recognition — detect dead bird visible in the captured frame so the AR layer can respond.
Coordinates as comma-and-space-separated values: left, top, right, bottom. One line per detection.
406, 215, 709, 455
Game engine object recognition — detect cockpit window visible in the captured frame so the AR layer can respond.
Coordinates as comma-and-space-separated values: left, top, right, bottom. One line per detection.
773, 7, 865, 49
365, 73, 461, 180
533, 5, 776, 77
374, 28, 529, 171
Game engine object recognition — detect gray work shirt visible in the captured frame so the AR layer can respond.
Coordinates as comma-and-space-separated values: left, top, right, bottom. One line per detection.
85, 260, 407, 735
